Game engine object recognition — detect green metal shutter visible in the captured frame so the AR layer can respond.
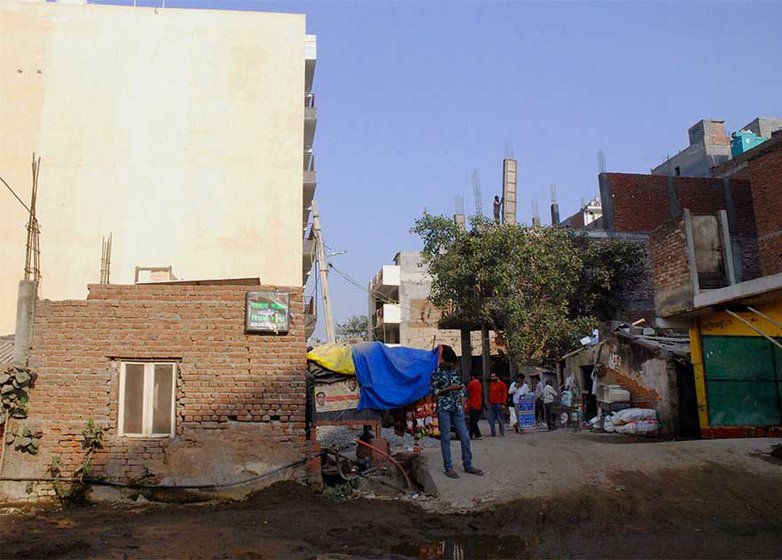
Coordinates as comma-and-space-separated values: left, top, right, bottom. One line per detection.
702, 336, 782, 427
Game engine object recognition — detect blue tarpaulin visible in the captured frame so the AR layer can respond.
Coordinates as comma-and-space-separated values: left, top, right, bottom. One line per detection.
352, 342, 441, 410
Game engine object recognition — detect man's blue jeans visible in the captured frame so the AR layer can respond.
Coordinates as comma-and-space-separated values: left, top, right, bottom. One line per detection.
437, 406, 473, 472
488, 403, 505, 436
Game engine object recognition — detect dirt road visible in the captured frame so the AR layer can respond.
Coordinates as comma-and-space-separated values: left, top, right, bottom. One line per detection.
2, 432, 782, 559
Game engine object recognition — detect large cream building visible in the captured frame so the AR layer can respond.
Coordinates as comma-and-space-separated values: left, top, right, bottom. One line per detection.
0, 0, 317, 334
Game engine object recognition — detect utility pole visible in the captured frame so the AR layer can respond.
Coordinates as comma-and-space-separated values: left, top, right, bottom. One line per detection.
481, 323, 491, 408
311, 200, 335, 343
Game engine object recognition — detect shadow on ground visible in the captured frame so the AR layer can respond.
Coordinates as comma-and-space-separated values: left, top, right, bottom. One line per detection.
2, 457, 782, 559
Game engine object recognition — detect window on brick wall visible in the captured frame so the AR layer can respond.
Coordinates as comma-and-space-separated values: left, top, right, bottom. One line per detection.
118, 362, 176, 437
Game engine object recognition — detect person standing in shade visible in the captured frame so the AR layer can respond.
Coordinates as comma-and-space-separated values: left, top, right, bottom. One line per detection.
465, 372, 483, 440
430, 346, 484, 479
542, 380, 559, 431
533, 374, 545, 426
487, 372, 508, 437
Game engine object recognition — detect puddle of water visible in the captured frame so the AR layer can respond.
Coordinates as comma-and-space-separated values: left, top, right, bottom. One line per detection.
390, 534, 540, 560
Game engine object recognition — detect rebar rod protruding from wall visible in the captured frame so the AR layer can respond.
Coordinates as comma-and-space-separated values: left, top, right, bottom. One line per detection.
100, 233, 113, 284
471, 170, 483, 218
24, 154, 42, 288
531, 199, 541, 227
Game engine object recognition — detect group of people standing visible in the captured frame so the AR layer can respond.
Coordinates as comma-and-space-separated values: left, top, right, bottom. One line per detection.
466, 371, 559, 438
429, 345, 560, 478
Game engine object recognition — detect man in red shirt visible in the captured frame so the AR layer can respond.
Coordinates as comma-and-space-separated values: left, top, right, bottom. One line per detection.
488, 372, 508, 437
465, 372, 483, 440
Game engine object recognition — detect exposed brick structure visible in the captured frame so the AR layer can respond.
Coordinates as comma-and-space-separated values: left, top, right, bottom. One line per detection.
747, 143, 782, 275
590, 172, 761, 322
606, 173, 671, 233
563, 330, 689, 435
2, 284, 309, 498
603, 173, 756, 238
649, 220, 693, 318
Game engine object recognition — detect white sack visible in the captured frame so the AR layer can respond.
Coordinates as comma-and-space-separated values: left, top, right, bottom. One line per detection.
613, 408, 657, 426
614, 419, 659, 435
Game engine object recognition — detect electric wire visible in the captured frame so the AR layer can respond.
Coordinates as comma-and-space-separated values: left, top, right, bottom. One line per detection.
0, 174, 32, 215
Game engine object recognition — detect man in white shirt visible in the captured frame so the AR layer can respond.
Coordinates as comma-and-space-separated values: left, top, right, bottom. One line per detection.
508, 374, 530, 433
542, 380, 559, 431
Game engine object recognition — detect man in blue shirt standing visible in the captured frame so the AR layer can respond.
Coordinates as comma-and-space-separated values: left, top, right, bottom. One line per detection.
430, 345, 484, 479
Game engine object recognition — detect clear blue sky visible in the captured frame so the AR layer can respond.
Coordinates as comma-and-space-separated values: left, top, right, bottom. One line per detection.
98, 0, 782, 337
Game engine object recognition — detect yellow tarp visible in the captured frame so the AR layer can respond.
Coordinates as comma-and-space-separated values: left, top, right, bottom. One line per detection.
307, 343, 355, 375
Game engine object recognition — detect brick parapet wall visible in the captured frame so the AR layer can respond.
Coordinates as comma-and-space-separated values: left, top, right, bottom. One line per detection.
604, 173, 761, 317
2, 284, 308, 498
605, 173, 755, 238
649, 219, 693, 317
748, 147, 782, 275
607, 173, 671, 233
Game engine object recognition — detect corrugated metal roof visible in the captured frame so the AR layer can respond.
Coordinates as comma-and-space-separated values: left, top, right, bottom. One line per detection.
615, 330, 690, 358
0, 335, 14, 365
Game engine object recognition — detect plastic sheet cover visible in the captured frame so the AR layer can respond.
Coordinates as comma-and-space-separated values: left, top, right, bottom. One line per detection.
351, 342, 440, 410
306, 343, 356, 374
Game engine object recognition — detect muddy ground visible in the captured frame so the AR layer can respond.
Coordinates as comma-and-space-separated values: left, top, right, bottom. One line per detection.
2, 458, 782, 559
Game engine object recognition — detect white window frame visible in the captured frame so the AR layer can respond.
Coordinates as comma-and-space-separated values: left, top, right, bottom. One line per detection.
118, 361, 176, 438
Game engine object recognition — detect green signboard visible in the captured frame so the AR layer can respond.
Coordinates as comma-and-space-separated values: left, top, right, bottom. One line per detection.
245, 290, 290, 334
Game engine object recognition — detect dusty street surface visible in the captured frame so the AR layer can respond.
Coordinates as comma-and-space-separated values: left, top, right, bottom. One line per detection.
419, 425, 782, 511
2, 430, 782, 559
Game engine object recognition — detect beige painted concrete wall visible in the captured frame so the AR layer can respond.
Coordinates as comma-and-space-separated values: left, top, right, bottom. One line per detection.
0, 1, 307, 333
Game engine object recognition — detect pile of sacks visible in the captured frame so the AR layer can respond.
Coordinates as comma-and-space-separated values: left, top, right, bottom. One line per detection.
603, 408, 658, 435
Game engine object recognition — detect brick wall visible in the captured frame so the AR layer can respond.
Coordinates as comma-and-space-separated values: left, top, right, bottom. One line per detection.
604, 173, 755, 237
602, 333, 676, 434
2, 284, 309, 498
607, 173, 671, 233
404, 298, 462, 350
561, 210, 585, 229
650, 219, 693, 317
748, 146, 782, 275
604, 173, 759, 295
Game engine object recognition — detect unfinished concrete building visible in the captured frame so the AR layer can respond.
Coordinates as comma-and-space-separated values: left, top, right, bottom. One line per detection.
0, 0, 318, 334
369, 252, 464, 349
652, 117, 782, 178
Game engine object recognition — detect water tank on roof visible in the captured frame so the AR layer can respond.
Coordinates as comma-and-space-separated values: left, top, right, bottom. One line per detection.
731, 130, 768, 158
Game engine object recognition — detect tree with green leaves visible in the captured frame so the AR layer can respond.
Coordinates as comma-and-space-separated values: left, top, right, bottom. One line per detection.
411, 213, 643, 367
336, 315, 370, 342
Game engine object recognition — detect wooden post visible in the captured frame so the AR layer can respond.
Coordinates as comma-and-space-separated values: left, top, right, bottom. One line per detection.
460, 328, 472, 381
481, 323, 491, 407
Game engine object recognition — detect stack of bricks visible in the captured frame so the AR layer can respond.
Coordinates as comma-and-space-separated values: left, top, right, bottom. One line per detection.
4, 283, 309, 491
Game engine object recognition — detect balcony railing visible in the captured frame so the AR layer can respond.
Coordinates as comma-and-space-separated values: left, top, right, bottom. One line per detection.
304, 151, 315, 172
305, 92, 316, 108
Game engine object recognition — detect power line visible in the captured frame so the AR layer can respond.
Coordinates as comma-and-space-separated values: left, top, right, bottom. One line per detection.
329, 263, 400, 307
0, 174, 32, 215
